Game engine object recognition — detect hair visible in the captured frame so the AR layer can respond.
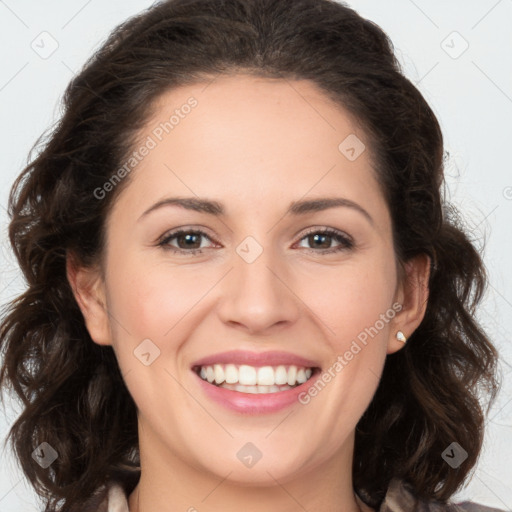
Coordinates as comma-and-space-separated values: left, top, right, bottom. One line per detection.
0, 0, 500, 510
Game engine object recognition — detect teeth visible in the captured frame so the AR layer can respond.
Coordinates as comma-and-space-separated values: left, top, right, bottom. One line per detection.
287, 365, 297, 386
221, 382, 294, 394
225, 364, 238, 384
297, 368, 307, 384
214, 364, 225, 384
257, 366, 274, 386
239, 365, 257, 385
275, 365, 288, 385
197, 363, 315, 388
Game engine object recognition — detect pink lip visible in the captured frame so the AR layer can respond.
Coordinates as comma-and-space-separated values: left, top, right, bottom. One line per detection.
191, 350, 322, 414
193, 368, 321, 414
191, 350, 320, 369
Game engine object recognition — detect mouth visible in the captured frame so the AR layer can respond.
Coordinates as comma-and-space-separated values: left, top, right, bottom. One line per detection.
193, 363, 321, 394
190, 350, 322, 413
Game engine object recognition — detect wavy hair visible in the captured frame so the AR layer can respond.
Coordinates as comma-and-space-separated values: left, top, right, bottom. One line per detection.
0, 0, 500, 510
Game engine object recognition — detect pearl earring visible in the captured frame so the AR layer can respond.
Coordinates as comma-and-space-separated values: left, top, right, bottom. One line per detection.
396, 331, 407, 344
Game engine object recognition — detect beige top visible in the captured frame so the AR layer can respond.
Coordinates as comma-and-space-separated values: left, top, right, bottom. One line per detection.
74, 472, 506, 512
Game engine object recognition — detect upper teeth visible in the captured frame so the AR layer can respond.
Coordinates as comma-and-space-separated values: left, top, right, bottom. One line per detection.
198, 364, 313, 387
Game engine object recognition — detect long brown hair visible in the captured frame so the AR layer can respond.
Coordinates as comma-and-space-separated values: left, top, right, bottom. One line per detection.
0, 0, 500, 510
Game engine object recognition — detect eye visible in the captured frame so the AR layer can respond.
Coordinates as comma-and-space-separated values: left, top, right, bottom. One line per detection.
157, 227, 354, 256
157, 229, 216, 254
295, 228, 354, 254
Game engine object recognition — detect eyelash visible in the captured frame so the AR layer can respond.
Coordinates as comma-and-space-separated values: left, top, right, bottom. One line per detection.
157, 227, 354, 255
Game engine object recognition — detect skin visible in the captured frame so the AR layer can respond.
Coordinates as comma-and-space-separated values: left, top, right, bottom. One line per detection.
68, 74, 430, 512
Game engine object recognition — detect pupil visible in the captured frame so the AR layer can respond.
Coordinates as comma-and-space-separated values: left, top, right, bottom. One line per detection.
179, 233, 200, 248
311, 234, 330, 248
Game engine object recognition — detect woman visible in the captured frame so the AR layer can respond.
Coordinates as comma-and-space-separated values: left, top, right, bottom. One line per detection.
0, 0, 505, 511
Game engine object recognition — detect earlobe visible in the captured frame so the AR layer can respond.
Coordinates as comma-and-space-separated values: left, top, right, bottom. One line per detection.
66, 252, 112, 346
387, 254, 431, 354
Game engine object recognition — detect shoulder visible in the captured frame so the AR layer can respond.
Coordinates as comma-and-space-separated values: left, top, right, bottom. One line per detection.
377, 478, 506, 512
104, 482, 130, 512
104, 468, 139, 512
71, 468, 139, 512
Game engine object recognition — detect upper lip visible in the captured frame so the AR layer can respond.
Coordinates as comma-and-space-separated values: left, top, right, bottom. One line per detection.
191, 350, 321, 369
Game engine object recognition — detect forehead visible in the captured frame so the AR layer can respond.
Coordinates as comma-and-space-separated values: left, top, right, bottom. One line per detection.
148, 73, 361, 153
108, 74, 389, 228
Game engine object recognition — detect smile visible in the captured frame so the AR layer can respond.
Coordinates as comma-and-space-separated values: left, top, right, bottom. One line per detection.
191, 350, 322, 413
195, 364, 315, 394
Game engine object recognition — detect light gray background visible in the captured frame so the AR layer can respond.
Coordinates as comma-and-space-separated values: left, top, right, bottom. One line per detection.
0, 1, 511, 510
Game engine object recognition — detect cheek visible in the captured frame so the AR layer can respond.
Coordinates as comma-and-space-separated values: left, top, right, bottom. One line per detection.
299, 255, 398, 345
105, 251, 202, 337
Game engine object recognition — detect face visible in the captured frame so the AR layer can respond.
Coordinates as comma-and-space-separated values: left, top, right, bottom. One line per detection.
71, 74, 428, 488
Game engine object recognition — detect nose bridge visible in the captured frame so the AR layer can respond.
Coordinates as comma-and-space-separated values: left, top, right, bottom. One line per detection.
217, 235, 299, 333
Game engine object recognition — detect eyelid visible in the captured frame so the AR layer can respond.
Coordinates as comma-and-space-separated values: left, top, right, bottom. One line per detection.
296, 226, 353, 244
157, 227, 219, 249
156, 225, 216, 242
293, 226, 354, 252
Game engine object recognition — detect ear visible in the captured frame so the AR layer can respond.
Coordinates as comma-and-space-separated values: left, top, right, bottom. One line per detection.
66, 251, 112, 346
387, 253, 430, 354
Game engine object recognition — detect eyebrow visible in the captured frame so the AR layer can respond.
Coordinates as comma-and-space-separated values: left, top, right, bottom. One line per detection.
138, 196, 374, 225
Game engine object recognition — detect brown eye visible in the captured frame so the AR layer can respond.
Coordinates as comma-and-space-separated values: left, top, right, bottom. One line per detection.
307, 233, 332, 249
297, 228, 354, 253
174, 232, 203, 249
158, 229, 215, 254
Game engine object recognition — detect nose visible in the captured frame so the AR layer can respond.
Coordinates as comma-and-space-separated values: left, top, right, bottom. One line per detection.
216, 244, 301, 335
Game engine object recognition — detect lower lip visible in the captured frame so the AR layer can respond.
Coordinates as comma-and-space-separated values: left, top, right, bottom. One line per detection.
193, 370, 321, 414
